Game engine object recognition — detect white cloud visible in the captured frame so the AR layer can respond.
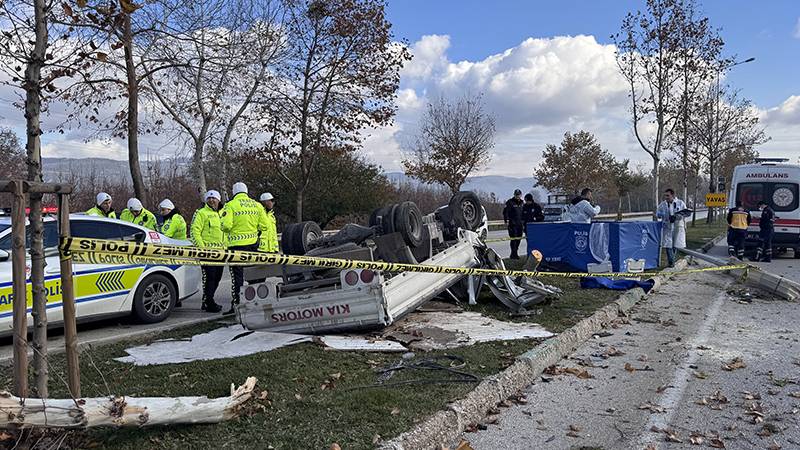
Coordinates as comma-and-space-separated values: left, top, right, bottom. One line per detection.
401, 34, 450, 81
42, 138, 127, 159
763, 95, 800, 125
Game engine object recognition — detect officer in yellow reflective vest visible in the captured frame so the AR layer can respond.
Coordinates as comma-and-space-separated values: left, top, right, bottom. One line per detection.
258, 192, 279, 253
726, 202, 751, 260
120, 198, 157, 230
190, 190, 225, 313
86, 192, 116, 218
159, 199, 187, 240
221, 182, 269, 314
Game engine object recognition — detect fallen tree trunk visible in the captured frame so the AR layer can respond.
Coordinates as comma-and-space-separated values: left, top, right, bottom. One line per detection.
0, 377, 257, 428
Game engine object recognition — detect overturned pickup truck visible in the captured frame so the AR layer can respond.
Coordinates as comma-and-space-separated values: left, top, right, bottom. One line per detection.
237, 192, 560, 334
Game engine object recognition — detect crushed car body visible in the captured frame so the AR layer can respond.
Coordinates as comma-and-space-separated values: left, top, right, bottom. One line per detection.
235, 192, 560, 334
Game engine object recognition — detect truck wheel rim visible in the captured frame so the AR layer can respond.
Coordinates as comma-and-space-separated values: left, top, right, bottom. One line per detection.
143, 281, 171, 316
462, 200, 477, 223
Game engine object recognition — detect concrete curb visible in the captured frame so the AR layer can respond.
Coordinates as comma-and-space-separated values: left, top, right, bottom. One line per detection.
379, 259, 688, 450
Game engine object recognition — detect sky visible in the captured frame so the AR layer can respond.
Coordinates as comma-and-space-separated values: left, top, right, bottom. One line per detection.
1, 0, 798, 177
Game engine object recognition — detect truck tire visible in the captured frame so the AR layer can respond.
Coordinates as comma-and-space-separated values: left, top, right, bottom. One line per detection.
132, 273, 176, 324
394, 201, 424, 247
449, 191, 483, 231
281, 223, 301, 255
290, 221, 323, 255
384, 204, 399, 235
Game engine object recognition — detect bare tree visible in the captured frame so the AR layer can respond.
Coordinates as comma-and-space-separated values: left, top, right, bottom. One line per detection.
0, 0, 95, 397
534, 130, 616, 197
0, 128, 26, 179
254, 0, 410, 221
613, 0, 693, 216
402, 94, 495, 194
145, 0, 286, 196
673, 0, 724, 201
689, 85, 769, 209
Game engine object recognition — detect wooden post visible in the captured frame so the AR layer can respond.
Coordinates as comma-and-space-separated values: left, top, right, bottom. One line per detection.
11, 180, 28, 397
57, 193, 81, 397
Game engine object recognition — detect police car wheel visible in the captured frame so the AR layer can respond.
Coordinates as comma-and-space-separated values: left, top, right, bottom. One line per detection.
133, 274, 176, 323
794, 248, 800, 259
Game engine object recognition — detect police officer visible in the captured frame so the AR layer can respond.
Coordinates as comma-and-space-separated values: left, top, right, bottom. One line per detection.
726, 201, 751, 260
120, 198, 157, 230
753, 200, 775, 262
158, 199, 187, 240
503, 189, 525, 259
86, 192, 116, 218
190, 190, 225, 313
522, 193, 543, 238
221, 182, 269, 314
258, 192, 279, 253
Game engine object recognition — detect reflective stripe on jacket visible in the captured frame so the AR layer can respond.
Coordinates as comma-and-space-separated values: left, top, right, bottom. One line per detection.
221, 193, 269, 247
119, 208, 157, 230
190, 204, 225, 248
258, 209, 279, 252
727, 209, 751, 230
86, 206, 116, 219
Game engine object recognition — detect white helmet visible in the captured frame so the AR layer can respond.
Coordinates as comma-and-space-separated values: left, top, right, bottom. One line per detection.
232, 182, 248, 195
159, 199, 175, 210
259, 192, 274, 202
127, 198, 143, 211
96, 192, 111, 205
204, 190, 221, 202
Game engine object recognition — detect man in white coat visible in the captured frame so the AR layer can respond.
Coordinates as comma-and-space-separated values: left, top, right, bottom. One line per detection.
656, 188, 687, 267
569, 188, 601, 224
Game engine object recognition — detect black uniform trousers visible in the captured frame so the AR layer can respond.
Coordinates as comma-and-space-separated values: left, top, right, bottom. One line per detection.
508, 221, 524, 258
228, 242, 260, 305
757, 227, 774, 261
727, 228, 747, 259
201, 266, 224, 305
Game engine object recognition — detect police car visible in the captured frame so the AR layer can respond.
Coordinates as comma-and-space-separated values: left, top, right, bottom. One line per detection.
0, 214, 201, 336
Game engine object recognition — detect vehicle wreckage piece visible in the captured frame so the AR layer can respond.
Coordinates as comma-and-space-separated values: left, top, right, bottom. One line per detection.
479, 247, 562, 313
0, 377, 257, 428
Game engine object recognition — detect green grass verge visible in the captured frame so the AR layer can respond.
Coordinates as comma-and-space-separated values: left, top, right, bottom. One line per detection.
1, 259, 624, 450
684, 219, 727, 251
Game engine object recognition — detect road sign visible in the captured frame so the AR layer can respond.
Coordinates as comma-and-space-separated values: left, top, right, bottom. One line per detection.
705, 193, 728, 207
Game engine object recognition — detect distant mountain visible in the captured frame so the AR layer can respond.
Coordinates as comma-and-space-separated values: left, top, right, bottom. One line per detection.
42, 157, 191, 184
385, 172, 547, 201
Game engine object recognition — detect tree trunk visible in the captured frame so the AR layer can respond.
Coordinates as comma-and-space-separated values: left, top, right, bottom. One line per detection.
193, 138, 207, 197
25, 0, 48, 398
651, 157, 661, 219
0, 377, 258, 428
617, 195, 623, 221
123, 14, 146, 200
706, 156, 716, 223
691, 168, 700, 227
295, 188, 304, 222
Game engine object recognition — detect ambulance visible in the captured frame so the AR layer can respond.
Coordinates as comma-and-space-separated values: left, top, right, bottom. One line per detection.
0, 214, 201, 336
729, 158, 800, 257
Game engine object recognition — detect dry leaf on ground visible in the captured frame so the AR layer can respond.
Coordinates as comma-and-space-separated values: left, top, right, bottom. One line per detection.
455, 440, 474, 450
722, 357, 746, 371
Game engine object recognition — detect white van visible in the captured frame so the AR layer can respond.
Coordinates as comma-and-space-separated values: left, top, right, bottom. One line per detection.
729, 158, 800, 257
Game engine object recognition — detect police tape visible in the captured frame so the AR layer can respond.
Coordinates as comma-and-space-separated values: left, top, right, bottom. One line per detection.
59, 237, 749, 279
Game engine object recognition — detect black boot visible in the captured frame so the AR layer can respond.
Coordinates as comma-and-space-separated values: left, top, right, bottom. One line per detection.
750, 249, 762, 262
202, 301, 223, 313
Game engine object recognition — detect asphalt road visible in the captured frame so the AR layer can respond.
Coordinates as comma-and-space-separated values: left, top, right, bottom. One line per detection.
456, 268, 800, 449
487, 210, 710, 259
706, 237, 799, 279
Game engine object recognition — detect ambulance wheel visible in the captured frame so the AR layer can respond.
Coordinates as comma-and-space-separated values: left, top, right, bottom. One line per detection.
133, 274, 176, 323
449, 192, 482, 231
394, 201, 424, 247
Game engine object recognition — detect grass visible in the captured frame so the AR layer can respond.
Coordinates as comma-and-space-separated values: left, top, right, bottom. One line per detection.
684, 219, 727, 251
0, 257, 626, 450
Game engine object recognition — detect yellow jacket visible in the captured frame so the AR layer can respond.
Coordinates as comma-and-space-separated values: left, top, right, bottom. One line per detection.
161, 211, 187, 240
259, 209, 279, 252
221, 193, 269, 247
119, 208, 157, 230
190, 204, 225, 248
86, 206, 116, 219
